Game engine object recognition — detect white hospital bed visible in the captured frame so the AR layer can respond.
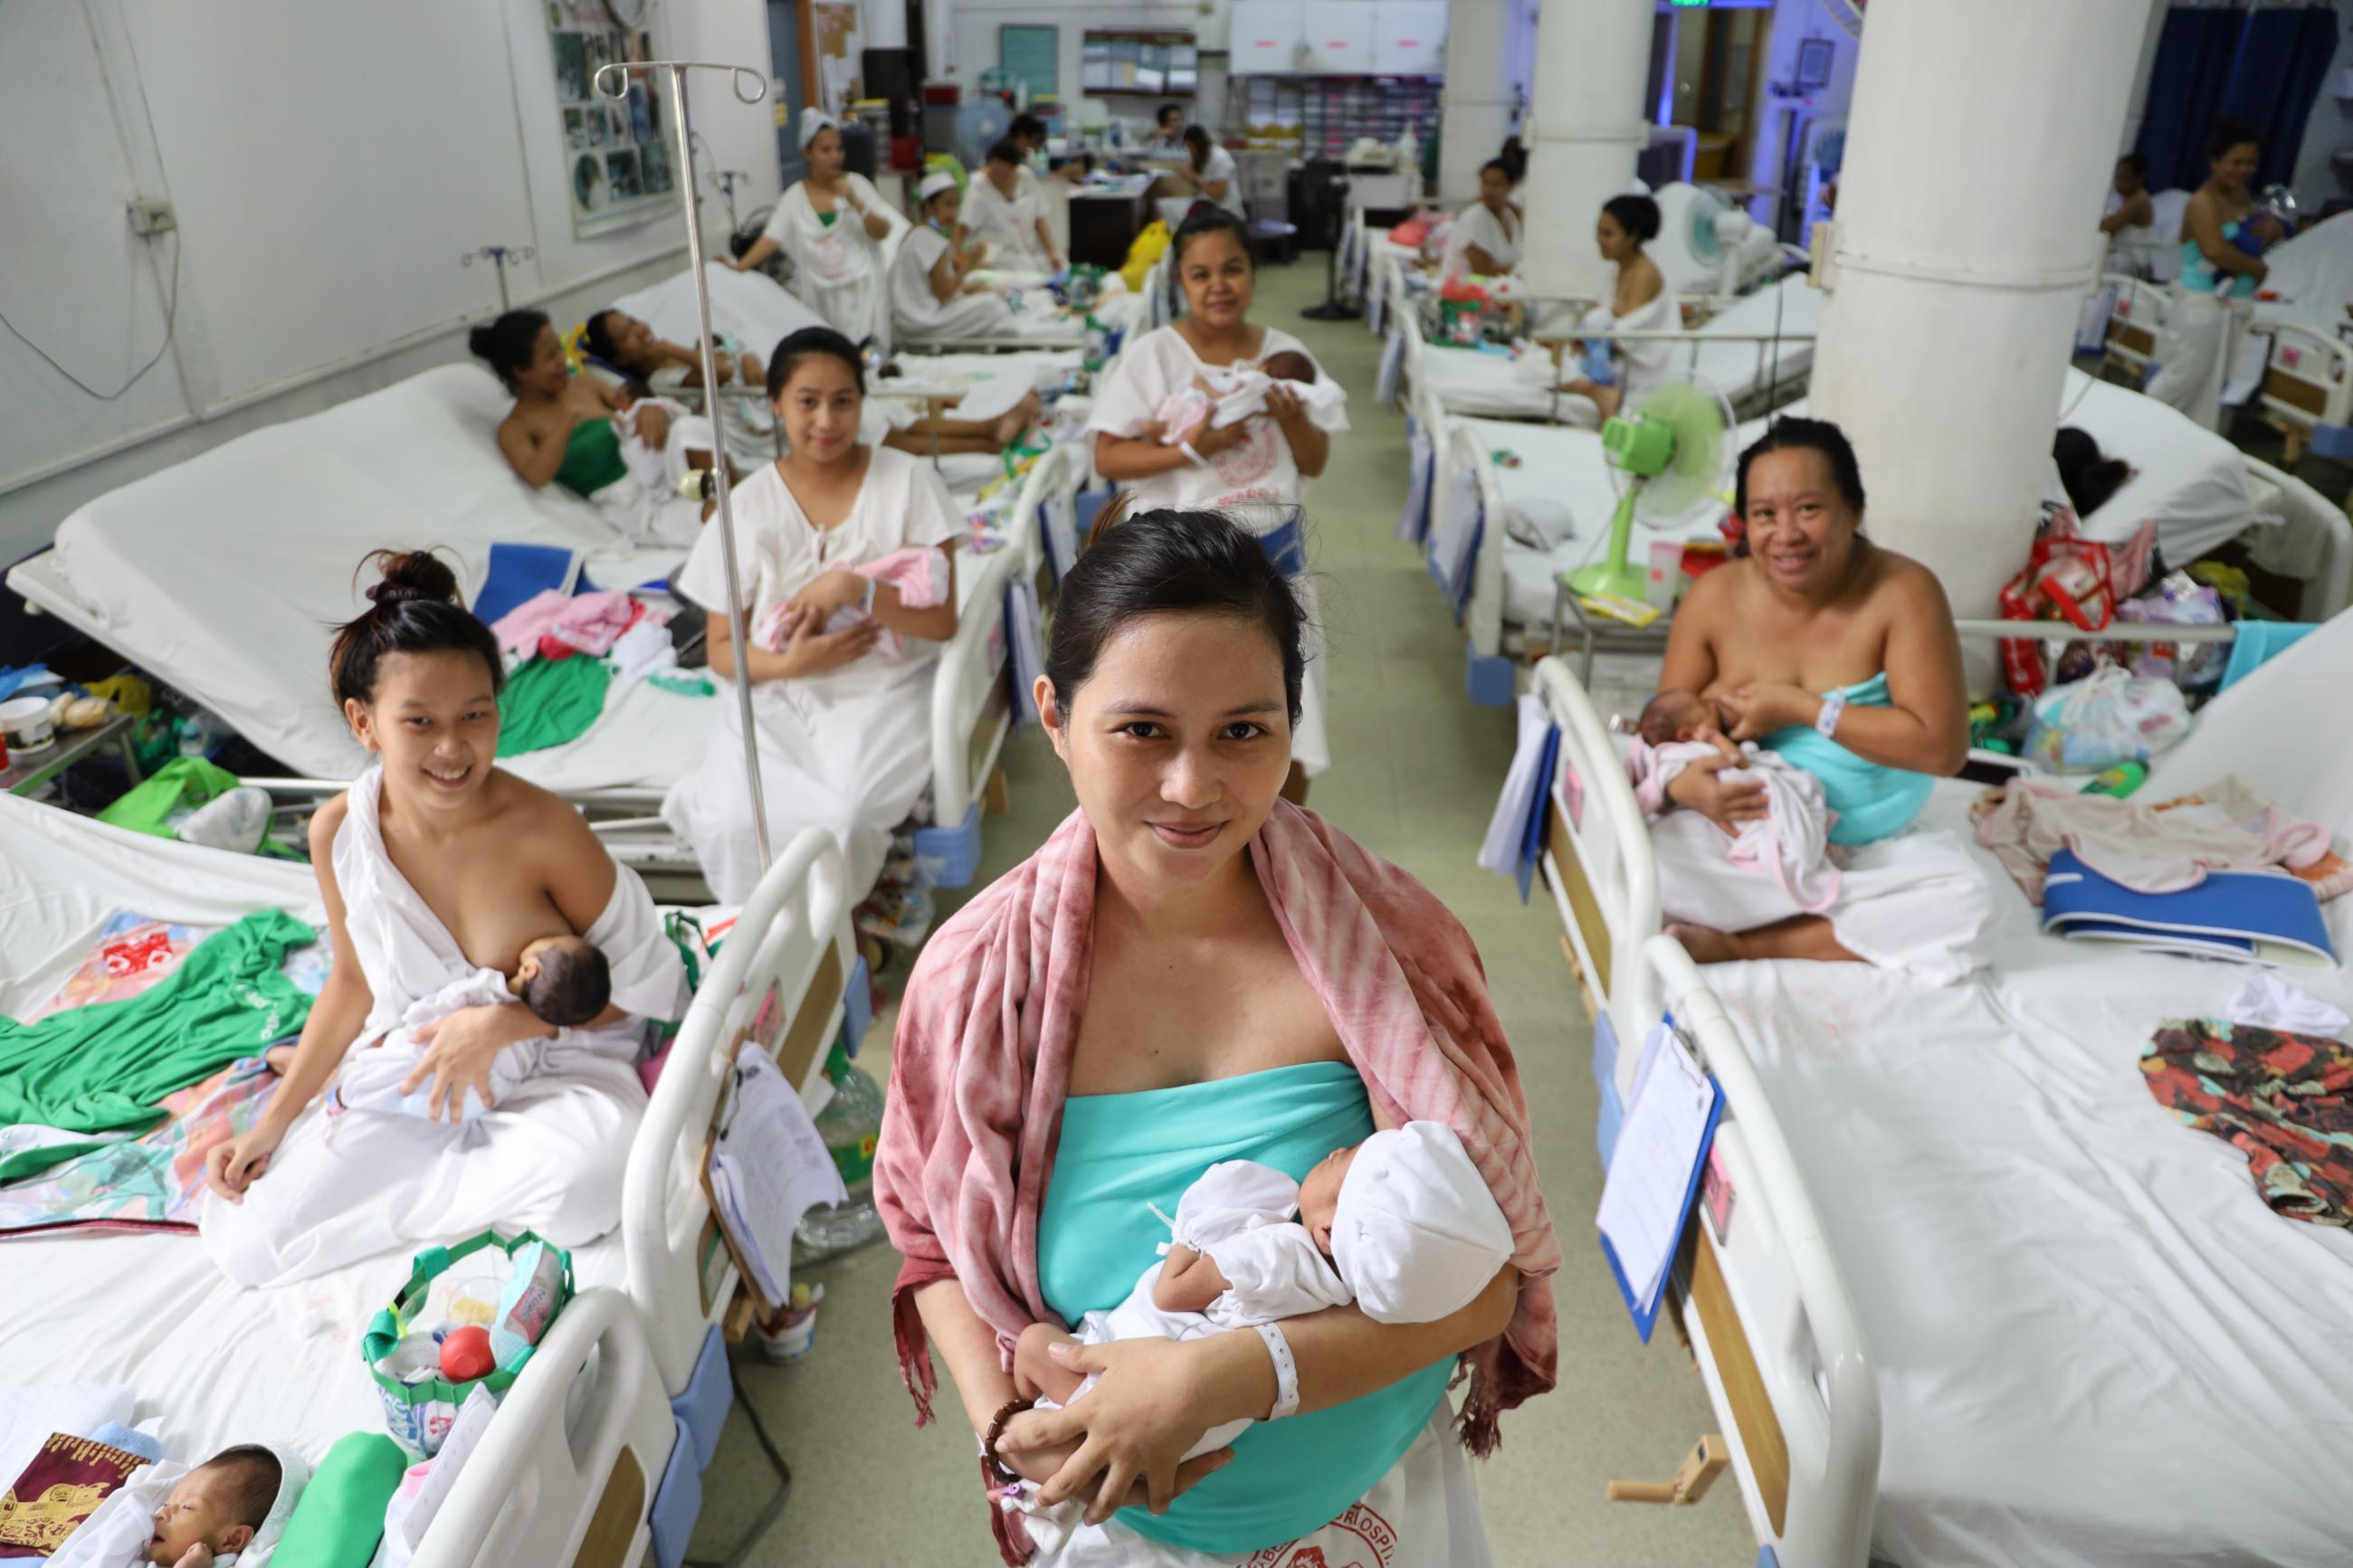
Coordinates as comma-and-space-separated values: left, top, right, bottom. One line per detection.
0, 797, 860, 1567
1529, 613, 2353, 1567
5, 364, 1085, 886
1425, 367, 2350, 698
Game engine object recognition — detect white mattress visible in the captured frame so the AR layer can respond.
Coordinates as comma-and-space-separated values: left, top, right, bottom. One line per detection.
607, 262, 825, 366
1697, 617, 2353, 1566
0, 795, 624, 1466
1472, 365, 2260, 628
2255, 210, 2353, 341
47, 364, 715, 790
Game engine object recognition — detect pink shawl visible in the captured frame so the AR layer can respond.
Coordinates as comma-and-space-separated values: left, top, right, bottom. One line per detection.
874, 801, 1561, 1468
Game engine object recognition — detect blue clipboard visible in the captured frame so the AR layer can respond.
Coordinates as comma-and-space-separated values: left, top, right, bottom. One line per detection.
1597, 1022, 1725, 1344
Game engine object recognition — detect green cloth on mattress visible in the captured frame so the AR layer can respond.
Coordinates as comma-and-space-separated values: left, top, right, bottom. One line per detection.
0, 909, 315, 1150
497, 655, 613, 757
274, 1432, 408, 1568
555, 416, 630, 499
96, 755, 244, 838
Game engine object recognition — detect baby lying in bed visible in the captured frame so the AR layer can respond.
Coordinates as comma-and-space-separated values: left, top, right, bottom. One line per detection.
49, 1443, 293, 1568
326, 935, 611, 1121
1011, 1122, 1514, 1468
1148, 350, 1343, 442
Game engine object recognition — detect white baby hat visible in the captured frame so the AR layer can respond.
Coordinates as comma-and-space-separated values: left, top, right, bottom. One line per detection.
1329, 1121, 1515, 1325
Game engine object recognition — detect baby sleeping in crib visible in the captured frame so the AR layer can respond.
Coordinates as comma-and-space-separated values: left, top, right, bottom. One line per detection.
324, 935, 612, 1121
1148, 350, 1342, 442
1002, 1123, 1513, 1544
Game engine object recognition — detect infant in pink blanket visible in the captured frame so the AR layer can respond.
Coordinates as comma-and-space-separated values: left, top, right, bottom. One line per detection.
1149, 349, 1341, 441
1629, 689, 1841, 915
750, 546, 950, 663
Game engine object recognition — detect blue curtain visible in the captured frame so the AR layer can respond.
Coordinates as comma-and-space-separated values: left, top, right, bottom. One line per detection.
2221, 6, 2341, 190
2134, 7, 2252, 192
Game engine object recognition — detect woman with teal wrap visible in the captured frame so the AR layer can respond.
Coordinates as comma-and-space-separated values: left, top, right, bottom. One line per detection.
1649, 417, 1994, 975
875, 508, 1556, 1565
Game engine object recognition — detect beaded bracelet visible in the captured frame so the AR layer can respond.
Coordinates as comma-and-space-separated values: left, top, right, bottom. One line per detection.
979, 1396, 1035, 1487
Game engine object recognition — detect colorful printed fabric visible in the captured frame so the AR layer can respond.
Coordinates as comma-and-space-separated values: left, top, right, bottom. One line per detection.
0, 1059, 281, 1236
2142, 1018, 2353, 1224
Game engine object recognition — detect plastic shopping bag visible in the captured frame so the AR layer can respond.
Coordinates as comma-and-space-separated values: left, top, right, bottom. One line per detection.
2023, 666, 2192, 774
1998, 524, 2115, 698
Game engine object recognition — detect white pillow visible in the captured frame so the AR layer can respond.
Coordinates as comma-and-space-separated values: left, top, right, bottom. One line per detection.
1505, 497, 1577, 550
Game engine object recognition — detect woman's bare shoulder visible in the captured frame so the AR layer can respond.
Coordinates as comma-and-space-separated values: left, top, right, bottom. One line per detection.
1861, 546, 1954, 614
308, 792, 352, 856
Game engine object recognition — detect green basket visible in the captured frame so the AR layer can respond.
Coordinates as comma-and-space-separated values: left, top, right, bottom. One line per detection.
360, 1230, 574, 1456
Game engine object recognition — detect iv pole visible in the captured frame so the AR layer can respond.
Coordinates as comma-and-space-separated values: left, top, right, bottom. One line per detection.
594, 59, 774, 874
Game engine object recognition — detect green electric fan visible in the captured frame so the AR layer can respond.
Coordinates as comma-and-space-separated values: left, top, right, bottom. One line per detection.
1567, 377, 1738, 603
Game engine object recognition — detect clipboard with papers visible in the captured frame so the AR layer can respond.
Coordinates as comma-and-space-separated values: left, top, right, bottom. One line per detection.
1596, 1017, 1725, 1344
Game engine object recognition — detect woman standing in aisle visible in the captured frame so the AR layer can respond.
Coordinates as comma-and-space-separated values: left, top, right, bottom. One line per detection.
728, 109, 904, 345
1086, 208, 1348, 801
2149, 117, 2283, 432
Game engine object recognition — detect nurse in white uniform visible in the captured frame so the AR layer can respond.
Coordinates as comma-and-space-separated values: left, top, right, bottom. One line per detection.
1086, 208, 1348, 801
662, 328, 964, 903
729, 109, 903, 346
963, 140, 1063, 274
1158, 125, 1244, 220
1442, 160, 1522, 280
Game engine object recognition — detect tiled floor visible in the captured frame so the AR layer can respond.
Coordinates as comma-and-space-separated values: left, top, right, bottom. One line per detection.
689, 259, 1758, 1566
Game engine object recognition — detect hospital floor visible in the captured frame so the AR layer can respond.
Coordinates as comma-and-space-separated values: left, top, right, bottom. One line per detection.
687, 261, 1757, 1566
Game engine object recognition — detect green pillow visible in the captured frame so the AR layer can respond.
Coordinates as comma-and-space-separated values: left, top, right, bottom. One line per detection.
273, 1432, 408, 1567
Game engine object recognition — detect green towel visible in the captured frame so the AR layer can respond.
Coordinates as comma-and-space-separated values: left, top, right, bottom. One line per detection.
273, 1432, 408, 1568
497, 655, 613, 757
0, 909, 315, 1151
96, 755, 244, 839
554, 415, 629, 499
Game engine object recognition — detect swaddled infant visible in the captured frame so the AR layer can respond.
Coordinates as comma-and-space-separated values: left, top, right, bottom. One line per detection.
329, 934, 610, 1120
1628, 689, 1842, 916
1009, 1122, 1514, 1467
1148, 349, 1339, 441
45, 1443, 287, 1568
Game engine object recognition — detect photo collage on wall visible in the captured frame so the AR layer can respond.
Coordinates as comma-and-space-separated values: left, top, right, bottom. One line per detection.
549, 0, 675, 235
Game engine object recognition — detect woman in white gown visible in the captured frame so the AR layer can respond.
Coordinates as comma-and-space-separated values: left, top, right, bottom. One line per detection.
662, 328, 964, 904
962, 140, 1063, 274
1558, 193, 1677, 423
1441, 160, 1521, 280
891, 170, 1034, 342
1086, 209, 1349, 802
728, 109, 904, 346
201, 551, 688, 1286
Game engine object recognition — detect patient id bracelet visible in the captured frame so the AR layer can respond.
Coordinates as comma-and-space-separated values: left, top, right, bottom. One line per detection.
1180, 440, 1209, 469
860, 575, 880, 615
1253, 1322, 1301, 1420
1814, 689, 1847, 740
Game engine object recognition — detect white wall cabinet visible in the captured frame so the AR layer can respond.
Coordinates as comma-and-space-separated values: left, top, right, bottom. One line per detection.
1369, 0, 1446, 75
1299, 1, 1375, 74
1228, 0, 1305, 75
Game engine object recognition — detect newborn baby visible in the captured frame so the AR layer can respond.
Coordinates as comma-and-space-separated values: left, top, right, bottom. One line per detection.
1636, 689, 1730, 747
144, 1448, 280, 1568
329, 935, 611, 1120
1149, 349, 1340, 441
1010, 1122, 1515, 1466
1628, 689, 1843, 921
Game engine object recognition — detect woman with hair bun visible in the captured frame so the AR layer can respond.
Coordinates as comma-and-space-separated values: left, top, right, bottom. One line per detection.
1557, 192, 1676, 423
199, 549, 688, 1288
469, 308, 720, 551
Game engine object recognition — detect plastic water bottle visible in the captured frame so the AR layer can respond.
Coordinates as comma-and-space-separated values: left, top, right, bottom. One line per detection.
795, 1043, 888, 1259
177, 709, 211, 759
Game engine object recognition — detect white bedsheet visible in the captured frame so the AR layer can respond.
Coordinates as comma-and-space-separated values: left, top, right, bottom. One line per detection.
0, 795, 624, 1466
1693, 619, 2353, 1566
606, 262, 825, 366
2256, 210, 2353, 341
48, 364, 715, 790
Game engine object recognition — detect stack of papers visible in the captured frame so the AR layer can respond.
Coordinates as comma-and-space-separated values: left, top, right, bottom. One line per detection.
707, 1047, 846, 1309
1596, 1022, 1723, 1341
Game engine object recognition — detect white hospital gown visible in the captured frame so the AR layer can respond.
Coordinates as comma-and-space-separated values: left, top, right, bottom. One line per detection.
198, 767, 689, 1288
1087, 325, 1348, 774
964, 172, 1054, 272
331, 966, 548, 1121
761, 176, 901, 345
890, 224, 1023, 341
660, 446, 961, 903
1442, 201, 1521, 279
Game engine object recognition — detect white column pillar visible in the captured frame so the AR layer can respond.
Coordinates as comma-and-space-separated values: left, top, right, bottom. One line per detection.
1808, 0, 2156, 618
865, 0, 908, 52
1437, 0, 1515, 205
1521, 0, 1653, 299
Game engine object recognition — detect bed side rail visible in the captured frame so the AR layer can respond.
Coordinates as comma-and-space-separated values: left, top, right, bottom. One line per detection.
2258, 321, 2353, 459
1442, 417, 1511, 663
1530, 655, 1662, 1061
415, 1287, 673, 1568
1646, 936, 1881, 1568
2101, 277, 2167, 378
624, 826, 852, 1394
930, 457, 1050, 832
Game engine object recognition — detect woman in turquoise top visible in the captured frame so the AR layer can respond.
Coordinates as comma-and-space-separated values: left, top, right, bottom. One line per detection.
2151, 118, 2287, 432
1650, 416, 1974, 966
891, 510, 1526, 1563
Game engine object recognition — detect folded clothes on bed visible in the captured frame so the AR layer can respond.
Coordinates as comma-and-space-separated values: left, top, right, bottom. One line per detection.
0, 909, 314, 1145
1974, 774, 2346, 903
488, 587, 640, 659
470, 542, 578, 630
2143, 1018, 2353, 1224
494, 655, 612, 759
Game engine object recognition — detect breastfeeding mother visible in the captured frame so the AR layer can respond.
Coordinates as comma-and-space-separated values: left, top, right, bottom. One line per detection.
1087, 207, 1349, 799
1652, 417, 1992, 978
202, 552, 687, 1286
876, 510, 1558, 1567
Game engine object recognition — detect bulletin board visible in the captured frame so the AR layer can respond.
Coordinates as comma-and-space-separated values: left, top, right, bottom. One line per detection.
546, 0, 677, 238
